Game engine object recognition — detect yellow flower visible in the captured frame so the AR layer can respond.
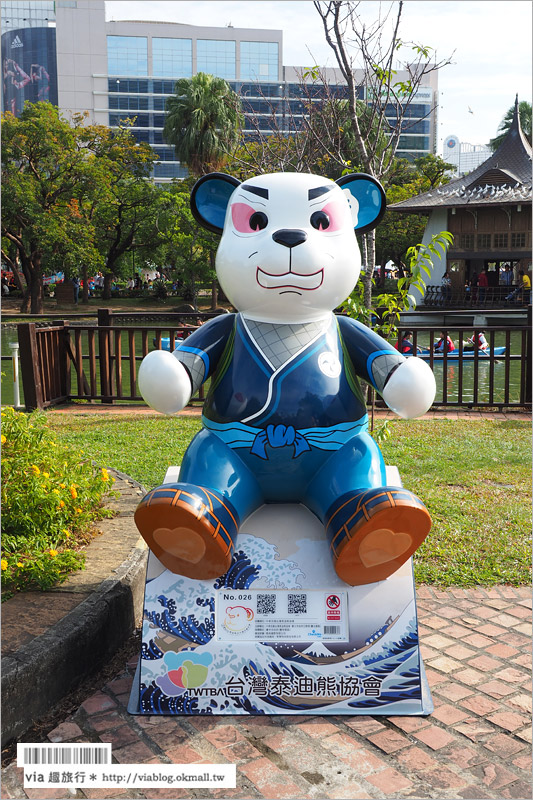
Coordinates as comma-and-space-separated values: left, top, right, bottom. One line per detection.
58, 500, 66, 508
17, 562, 23, 568
60, 483, 66, 489
64, 531, 71, 538
1, 559, 7, 571
101, 468, 110, 482
49, 549, 58, 557
75, 507, 82, 514
42, 472, 50, 479
31, 464, 40, 476
70, 486, 78, 500
62, 529, 70, 535
52, 488, 60, 494
1, 435, 6, 444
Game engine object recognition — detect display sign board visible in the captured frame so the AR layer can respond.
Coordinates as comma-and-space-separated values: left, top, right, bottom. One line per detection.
129, 467, 432, 716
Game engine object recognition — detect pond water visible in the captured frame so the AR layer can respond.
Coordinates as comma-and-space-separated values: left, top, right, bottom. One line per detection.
1, 324, 526, 409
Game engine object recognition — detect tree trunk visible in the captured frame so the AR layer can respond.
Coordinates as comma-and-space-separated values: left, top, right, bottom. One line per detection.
103, 272, 113, 300
30, 253, 44, 314
82, 265, 89, 304
209, 251, 218, 309
361, 233, 373, 310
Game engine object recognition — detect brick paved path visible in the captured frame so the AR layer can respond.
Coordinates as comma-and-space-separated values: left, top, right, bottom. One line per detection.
2, 585, 530, 800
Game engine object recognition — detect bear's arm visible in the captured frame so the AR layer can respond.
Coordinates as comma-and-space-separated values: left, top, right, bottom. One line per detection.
337, 315, 404, 393
337, 315, 435, 418
174, 313, 236, 394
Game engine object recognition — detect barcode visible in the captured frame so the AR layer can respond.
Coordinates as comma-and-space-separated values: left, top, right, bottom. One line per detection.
324, 625, 341, 635
18, 744, 111, 766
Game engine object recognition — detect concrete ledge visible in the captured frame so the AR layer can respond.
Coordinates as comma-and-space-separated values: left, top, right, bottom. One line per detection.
1, 471, 148, 747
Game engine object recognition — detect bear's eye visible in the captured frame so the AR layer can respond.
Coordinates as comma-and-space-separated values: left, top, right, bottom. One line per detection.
310, 210, 330, 231
249, 212, 268, 231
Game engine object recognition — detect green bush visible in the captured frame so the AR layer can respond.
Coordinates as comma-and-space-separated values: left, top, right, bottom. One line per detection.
1, 407, 116, 599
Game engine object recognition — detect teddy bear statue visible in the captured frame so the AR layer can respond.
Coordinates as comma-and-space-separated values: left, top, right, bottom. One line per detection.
134, 171, 436, 587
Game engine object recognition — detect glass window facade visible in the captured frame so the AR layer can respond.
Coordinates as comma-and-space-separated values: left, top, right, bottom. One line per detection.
1, 1, 55, 31
197, 39, 235, 80
107, 35, 148, 76
152, 37, 192, 78
240, 41, 278, 81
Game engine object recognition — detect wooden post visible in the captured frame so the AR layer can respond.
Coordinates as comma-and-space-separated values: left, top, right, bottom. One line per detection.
17, 323, 43, 410
97, 308, 114, 403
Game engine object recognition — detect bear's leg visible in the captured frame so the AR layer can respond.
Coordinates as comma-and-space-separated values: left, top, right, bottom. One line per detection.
304, 432, 431, 586
135, 430, 263, 580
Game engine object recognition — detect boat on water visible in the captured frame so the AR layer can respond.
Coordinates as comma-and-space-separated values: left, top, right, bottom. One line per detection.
415, 346, 506, 361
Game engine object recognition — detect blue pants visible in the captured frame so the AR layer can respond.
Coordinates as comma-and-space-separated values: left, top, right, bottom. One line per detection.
179, 428, 387, 526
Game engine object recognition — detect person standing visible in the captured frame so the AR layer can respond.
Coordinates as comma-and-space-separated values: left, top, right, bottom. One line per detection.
477, 269, 488, 304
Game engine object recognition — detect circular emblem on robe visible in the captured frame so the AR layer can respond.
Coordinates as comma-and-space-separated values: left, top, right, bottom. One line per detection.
318, 351, 341, 378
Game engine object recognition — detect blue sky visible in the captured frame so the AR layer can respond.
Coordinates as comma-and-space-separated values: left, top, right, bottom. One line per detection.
105, 1, 532, 151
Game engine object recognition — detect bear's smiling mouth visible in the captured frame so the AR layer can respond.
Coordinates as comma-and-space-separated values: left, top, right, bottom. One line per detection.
256, 267, 324, 291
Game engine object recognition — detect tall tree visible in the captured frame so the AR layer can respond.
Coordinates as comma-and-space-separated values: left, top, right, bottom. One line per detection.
489, 99, 532, 150
1, 103, 102, 313
163, 72, 243, 176
313, 0, 452, 307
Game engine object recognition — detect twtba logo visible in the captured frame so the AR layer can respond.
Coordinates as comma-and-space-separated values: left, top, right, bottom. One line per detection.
11, 35, 23, 48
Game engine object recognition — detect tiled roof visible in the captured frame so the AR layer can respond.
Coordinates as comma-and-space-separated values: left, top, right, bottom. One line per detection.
390, 97, 532, 212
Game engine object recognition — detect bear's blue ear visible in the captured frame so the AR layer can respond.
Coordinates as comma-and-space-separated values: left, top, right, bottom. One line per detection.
336, 173, 386, 234
190, 172, 241, 234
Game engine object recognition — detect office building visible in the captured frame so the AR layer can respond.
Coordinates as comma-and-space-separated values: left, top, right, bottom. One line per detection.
2, 1, 438, 181
443, 134, 492, 176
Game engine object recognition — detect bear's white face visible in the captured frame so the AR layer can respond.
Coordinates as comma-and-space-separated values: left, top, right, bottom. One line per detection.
215, 172, 361, 323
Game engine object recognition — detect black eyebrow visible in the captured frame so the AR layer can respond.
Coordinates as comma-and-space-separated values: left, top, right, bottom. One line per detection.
241, 185, 269, 199
308, 186, 332, 200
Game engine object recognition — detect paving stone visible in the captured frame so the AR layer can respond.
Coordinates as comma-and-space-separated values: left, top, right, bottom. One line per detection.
413, 725, 456, 750
483, 732, 528, 758
366, 729, 411, 754
444, 643, 477, 660
467, 654, 503, 671
459, 694, 501, 716
203, 725, 247, 749
388, 716, 431, 733
511, 753, 532, 771
499, 780, 533, 799
507, 693, 532, 715
494, 667, 530, 684
482, 679, 517, 699
453, 719, 497, 742
85, 712, 125, 733
445, 744, 489, 768
325, 782, 371, 799
462, 632, 496, 648
366, 766, 413, 793
424, 765, 470, 790
219, 739, 264, 764
485, 643, 519, 658
164, 743, 205, 764
487, 710, 530, 732
435, 682, 475, 702
431, 703, 470, 724
239, 757, 303, 799
395, 745, 440, 771
296, 721, 339, 738
454, 667, 485, 686
471, 762, 523, 791
47, 721, 84, 742
98, 724, 140, 749
426, 655, 464, 674
343, 716, 386, 736
515, 726, 532, 743
112, 741, 156, 763
80, 692, 117, 715
321, 735, 384, 775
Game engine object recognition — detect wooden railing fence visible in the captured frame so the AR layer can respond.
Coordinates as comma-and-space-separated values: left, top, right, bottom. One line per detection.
15, 309, 532, 411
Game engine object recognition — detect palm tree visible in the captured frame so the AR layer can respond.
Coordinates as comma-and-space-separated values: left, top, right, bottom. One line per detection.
163, 72, 243, 175
489, 100, 532, 151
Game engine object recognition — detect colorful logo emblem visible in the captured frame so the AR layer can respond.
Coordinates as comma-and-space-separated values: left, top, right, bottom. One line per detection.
155, 651, 212, 697
223, 605, 254, 634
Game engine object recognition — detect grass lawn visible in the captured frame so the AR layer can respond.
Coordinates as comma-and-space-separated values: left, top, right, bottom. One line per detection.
45, 413, 531, 588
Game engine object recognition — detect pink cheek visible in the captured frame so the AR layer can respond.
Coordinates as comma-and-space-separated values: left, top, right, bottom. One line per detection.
320, 201, 346, 232
231, 202, 254, 233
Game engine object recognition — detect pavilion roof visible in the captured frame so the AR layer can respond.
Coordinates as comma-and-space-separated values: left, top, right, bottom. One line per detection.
389, 96, 532, 212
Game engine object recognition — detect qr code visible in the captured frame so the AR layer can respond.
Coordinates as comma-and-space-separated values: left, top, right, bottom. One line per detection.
257, 593, 276, 615
288, 593, 307, 614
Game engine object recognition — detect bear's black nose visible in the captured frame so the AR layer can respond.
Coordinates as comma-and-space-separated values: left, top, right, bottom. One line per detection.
272, 229, 308, 248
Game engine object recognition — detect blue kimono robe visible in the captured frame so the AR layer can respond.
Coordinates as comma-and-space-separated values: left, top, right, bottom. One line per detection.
172, 312, 405, 526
